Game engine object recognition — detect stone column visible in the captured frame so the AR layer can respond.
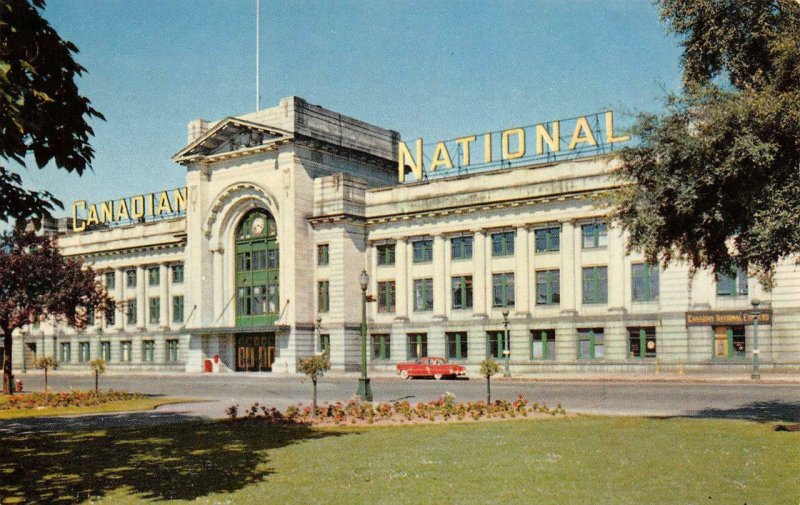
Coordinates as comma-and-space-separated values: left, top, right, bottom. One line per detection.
114, 269, 123, 331
159, 263, 169, 329
432, 234, 446, 319
607, 223, 625, 311
395, 238, 408, 320
515, 226, 530, 316
136, 266, 145, 330
212, 247, 224, 325
560, 220, 577, 313
369, 244, 378, 320
472, 230, 487, 317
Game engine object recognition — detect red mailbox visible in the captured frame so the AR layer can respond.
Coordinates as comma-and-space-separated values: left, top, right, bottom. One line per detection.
203, 359, 213, 372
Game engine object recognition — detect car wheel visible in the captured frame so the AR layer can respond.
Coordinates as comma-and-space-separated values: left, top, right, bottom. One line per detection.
434, 373, 442, 380
400, 370, 409, 379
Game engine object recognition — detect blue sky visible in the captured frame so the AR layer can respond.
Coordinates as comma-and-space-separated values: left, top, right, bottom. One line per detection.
24, 0, 684, 216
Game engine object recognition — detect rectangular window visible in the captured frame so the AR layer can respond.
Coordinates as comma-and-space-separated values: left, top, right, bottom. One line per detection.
126, 300, 137, 325
319, 334, 330, 354
172, 263, 184, 284
582, 267, 608, 304
582, 223, 608, 249
100, 341, 111, 361
577, 328, 605, 359
491, 231, 515, 256
318, 281, 330, 313
148, 266, 160, 286
714, 326, 746, 359
534, 227, 561, 252
412, 240, 433, 263
492, 273, 515, 308
105, 271, 116, 289
531, 330, 556, 360
628, 327, 657, 358
535, 269, 560, 305
105, 301, 116, 326
446, 332, 469, 360
142, 340, 155, 363
317, 244, 329, 266
78, 341, 91, 362
267, 250, 279, 269
86, 307, 95, 326
451, 276, 473, 310
372, 334, 391, 360
377, 244, 396, 266
377, 281, 395, 312
632, 263, 660, 302
716, 267, 748, 296
126, 269, 137, 288
166, 339, 179, 362
120, 341, 132, 362
149, 297, 160, 325
59, 342, 71, 363
172, 296, 184, 323
487, 330, 507, 359
451, 236, 473, 260
413, 278, 433, 311
407, 333, 428, 359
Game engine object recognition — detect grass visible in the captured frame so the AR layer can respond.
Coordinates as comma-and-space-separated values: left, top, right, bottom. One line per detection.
1, 416, 798, 504
0, 397, 193, 420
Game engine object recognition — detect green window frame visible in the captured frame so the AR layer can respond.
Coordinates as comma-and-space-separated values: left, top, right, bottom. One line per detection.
235, 210, 279, 327
105, 301, 116, 326
319, 334, 330, 354
492, 273, 515, 308
413, 278, 433, 311
446, 332, 468, 360
582, 223, 608, 249
491, 231, 515, 256
582, 266, 608, 304
577, 328, 604, 359
451, 236, 473, 260
412, 240, 433, 263
172, 296, 184, 323
628, 327, 657, 358
148, 266, 160, 286
377, 244, 396, 265
632, 263, 660, 302
716, 267, 748, 296
372, 334, 391, 360
142, 340, 155, 363
100, 341, 111, 361
318, 280, 330, 313
534, 227, 560, 252
451, 276, 473, 310
407, 333, 428, 360
86, 306, 95, 326
125, 269, 137, 288
535, 269, 560, 305
317, 244, 329, 266
149, 297, 160, 325
172, 263, 184, 284
486, 330, 507, 359
166, 339, 179, 362
531, 330, 556, 360
713, 326, 746, 359
377, 281, 395, 312
105, 271, 116, 289
59, 342, 71, 363
126, 300, 137, 325
120, 341, 132, 362
78, 341, 91, 363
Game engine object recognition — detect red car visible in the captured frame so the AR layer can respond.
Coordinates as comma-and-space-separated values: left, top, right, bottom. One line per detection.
396, 357, 466, 380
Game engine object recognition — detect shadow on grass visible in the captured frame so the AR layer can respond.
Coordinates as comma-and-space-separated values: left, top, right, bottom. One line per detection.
0, 414, 348, 504
664, 400, 800, 423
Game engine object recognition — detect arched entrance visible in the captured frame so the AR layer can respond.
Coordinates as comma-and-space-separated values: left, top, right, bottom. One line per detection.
234, 209, 279, 371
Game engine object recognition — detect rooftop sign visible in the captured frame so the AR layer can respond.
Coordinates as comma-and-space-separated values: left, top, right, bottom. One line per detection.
398, 111, 630, 182
71, 187, 187, 232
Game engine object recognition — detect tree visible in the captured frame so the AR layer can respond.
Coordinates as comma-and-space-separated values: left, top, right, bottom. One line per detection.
613, 0, 800, 286
0, 0, 104, 222
297, 352, 330, 416
34, 356, 57, 391
89, 358, 105, 394
479, 358, 500, 404
0, 230, 110, 394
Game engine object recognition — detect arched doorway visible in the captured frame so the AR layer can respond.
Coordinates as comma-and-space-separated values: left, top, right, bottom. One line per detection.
234, 209, 279, 371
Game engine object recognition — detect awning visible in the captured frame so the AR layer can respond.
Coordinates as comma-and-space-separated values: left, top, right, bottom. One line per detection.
186, 324, 291, 336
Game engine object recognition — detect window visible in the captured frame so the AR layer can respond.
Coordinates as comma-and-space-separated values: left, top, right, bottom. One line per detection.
632, 264, 660, 302
413, 278, 433, 311
100, 341, 111, 361
78, 341, 91, 362
126, 301, 137, 325
628, 327, 657, 358
451, 276, 473, 310
412, 240, 433, 263
148, 266, 160, 286
172, 263, 184, 284
492, 273, 515, 308
717, 267, 748, 296
120, 341, 132, 362
714, 326, 746, 359
172, 296, 184, 323
582, 223, 608, 249
534, 227, 560, 252
377, 244, 395, 265
105, 271, 116, 289
407, 333, 428, 359
491, 231, 515, 256
487, 330, 508, 359
318, 281, 330, 312
126, 269, 137, 288
536, 270, 560, 305
577, 328, 604, 359
149, 297, 160, 325
166, 339, 179, 362
531, 330, 556, 360
237, 252, 252, 272
105, 301, 116, 326
377, 281, 395, 312
59, 342, 71, 363
446, 332, 468, 360
142, 340, 155, 362
317, 244, 329, 266
372, 334, 390, 360
451, 236, 473, 260
86, 307, 95, 326
319, 334, 330, 354
582, 267, 608, 304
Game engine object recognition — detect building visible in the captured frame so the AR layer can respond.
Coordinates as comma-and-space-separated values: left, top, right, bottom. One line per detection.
12, 96, 800, 375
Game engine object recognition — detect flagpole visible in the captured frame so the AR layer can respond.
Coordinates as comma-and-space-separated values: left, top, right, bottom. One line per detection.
256, 0, 260, 111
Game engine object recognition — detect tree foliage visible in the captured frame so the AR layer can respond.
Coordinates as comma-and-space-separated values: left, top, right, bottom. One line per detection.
479, 358, 500, 404
613, 0, 800, 286
0, 230, 110, 393
297, 352, 330, 415
0, 0, 104, 222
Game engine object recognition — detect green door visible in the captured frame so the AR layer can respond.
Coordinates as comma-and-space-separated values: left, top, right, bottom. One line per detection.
235, 210, 279, 326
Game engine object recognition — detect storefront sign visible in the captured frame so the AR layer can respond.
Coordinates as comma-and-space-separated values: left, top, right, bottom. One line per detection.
685, 310, 772, 327
398, 111, 630, 182
71, 187, 187, 232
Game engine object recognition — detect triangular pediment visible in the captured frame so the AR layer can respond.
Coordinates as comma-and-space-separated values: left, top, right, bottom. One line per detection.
172, 117, 292, 163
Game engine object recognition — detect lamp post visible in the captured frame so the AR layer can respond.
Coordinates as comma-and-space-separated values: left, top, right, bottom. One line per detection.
316, 316, 322, 352
751, 299, 761, 380
356, 270, 373, 401
502, 309, 510, 378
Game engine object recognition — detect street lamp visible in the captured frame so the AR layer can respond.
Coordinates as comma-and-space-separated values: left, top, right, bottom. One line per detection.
316, 315, 322, 352
751, 299, 761, 380
502, 308, 510, 378
356, 269, 373, 401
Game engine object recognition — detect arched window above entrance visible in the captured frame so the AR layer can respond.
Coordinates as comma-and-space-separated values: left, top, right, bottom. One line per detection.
235, 209, 279, 327
236, 210, 277, 241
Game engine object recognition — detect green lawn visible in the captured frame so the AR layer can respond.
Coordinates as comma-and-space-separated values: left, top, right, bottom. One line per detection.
0, 397, 193, 420
1, 417, 797, 504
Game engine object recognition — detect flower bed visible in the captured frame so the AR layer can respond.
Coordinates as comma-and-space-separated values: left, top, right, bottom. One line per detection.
226, 393, 567, 425
0, 390, 144, 410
